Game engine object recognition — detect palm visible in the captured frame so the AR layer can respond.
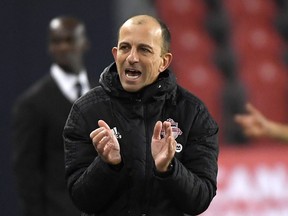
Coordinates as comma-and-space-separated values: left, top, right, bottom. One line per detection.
249, 117, 267, 137
151, 121, 176, 171
105, 135, 121, 163
152, 136, 169, 161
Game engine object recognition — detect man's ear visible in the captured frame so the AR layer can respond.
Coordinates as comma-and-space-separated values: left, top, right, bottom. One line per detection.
159, 53, 173, 72
112, 47, 118, 61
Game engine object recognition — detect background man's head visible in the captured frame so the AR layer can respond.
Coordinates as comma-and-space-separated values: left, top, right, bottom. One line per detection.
48, 16, 89, 74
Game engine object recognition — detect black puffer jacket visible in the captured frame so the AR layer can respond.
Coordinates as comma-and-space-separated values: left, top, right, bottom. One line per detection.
64, 63, 219, 216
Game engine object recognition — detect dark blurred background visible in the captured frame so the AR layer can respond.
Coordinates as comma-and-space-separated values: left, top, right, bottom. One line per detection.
0, 1, 115, 215
0, 1, 156, 215
2, 0, 288, 215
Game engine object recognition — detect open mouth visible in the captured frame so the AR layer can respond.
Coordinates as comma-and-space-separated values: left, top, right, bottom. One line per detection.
125, 68, 141, 80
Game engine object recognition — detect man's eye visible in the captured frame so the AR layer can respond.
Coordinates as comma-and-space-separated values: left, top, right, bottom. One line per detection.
120, 45, 129, 50
141, 47, 151, 53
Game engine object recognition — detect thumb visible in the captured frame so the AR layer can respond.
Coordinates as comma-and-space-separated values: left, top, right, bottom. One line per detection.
98, 120, 111, 130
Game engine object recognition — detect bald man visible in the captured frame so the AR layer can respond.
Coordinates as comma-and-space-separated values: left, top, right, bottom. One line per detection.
12, 16, 96, 216
64, 15, 219, 216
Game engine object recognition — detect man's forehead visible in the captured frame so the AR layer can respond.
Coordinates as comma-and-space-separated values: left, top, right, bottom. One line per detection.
50, 25, 84, 40
119, 26, 161, 44
50, 18, 83, 32
120, 20, 161, 37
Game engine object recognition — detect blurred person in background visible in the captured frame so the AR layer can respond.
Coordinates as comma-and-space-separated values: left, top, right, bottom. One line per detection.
11, 15, 96, 216
235, 103, 288, 142
63, 15, 219, 216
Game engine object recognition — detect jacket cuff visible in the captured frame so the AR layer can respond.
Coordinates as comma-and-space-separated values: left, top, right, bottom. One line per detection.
108, 160, 124, 171
154, 159, 174, 178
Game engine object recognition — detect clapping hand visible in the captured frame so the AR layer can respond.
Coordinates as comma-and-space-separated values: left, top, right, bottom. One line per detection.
151, 121, 176, 172
90, 120, 121, 165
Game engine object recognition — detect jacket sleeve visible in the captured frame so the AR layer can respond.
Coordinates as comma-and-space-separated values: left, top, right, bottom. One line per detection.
155, 103, 219, 215
63, 102, 128, 214
11, 98, 46, 216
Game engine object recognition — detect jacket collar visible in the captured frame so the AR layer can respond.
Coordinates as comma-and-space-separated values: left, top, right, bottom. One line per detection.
99, 62, 177, 103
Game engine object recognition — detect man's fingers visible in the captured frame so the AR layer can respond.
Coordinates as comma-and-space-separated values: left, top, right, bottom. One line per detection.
246, 103, 261, 116
235, 103, 261, 126
168, 136, 176, 155
163, 121, 172, 137
91, 129, 109, 148
153, 121, 162, 140
234, 115, 242, 123
90, 120, 112, 150
234, 114, 248, 125
90, 127, 104, 139
90, 120, 110, 139
98, 120, 111, 130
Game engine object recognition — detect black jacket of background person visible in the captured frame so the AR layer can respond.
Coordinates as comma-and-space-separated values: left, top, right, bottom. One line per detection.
64, 62, 219, 216
11, 73, 95, 216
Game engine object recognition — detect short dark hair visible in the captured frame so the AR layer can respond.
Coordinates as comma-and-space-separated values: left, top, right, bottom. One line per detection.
156, 18, 171, 54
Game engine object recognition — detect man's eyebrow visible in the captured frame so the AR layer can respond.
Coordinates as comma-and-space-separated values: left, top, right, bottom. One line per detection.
119, 42, 129, 46
138, 43, 153, 49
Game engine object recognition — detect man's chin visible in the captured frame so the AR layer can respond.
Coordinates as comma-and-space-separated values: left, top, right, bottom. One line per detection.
122, 84, 142, 93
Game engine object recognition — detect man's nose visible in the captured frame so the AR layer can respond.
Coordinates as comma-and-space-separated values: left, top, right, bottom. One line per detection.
58, 41, 71, 52
126, 48, 139, 63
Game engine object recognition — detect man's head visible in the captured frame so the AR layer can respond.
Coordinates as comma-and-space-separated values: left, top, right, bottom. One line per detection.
48, 16, 89, 74
112, 15, 173, 92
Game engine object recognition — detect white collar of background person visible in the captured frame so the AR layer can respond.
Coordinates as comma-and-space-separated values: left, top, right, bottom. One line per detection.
50, 63, 90, 102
